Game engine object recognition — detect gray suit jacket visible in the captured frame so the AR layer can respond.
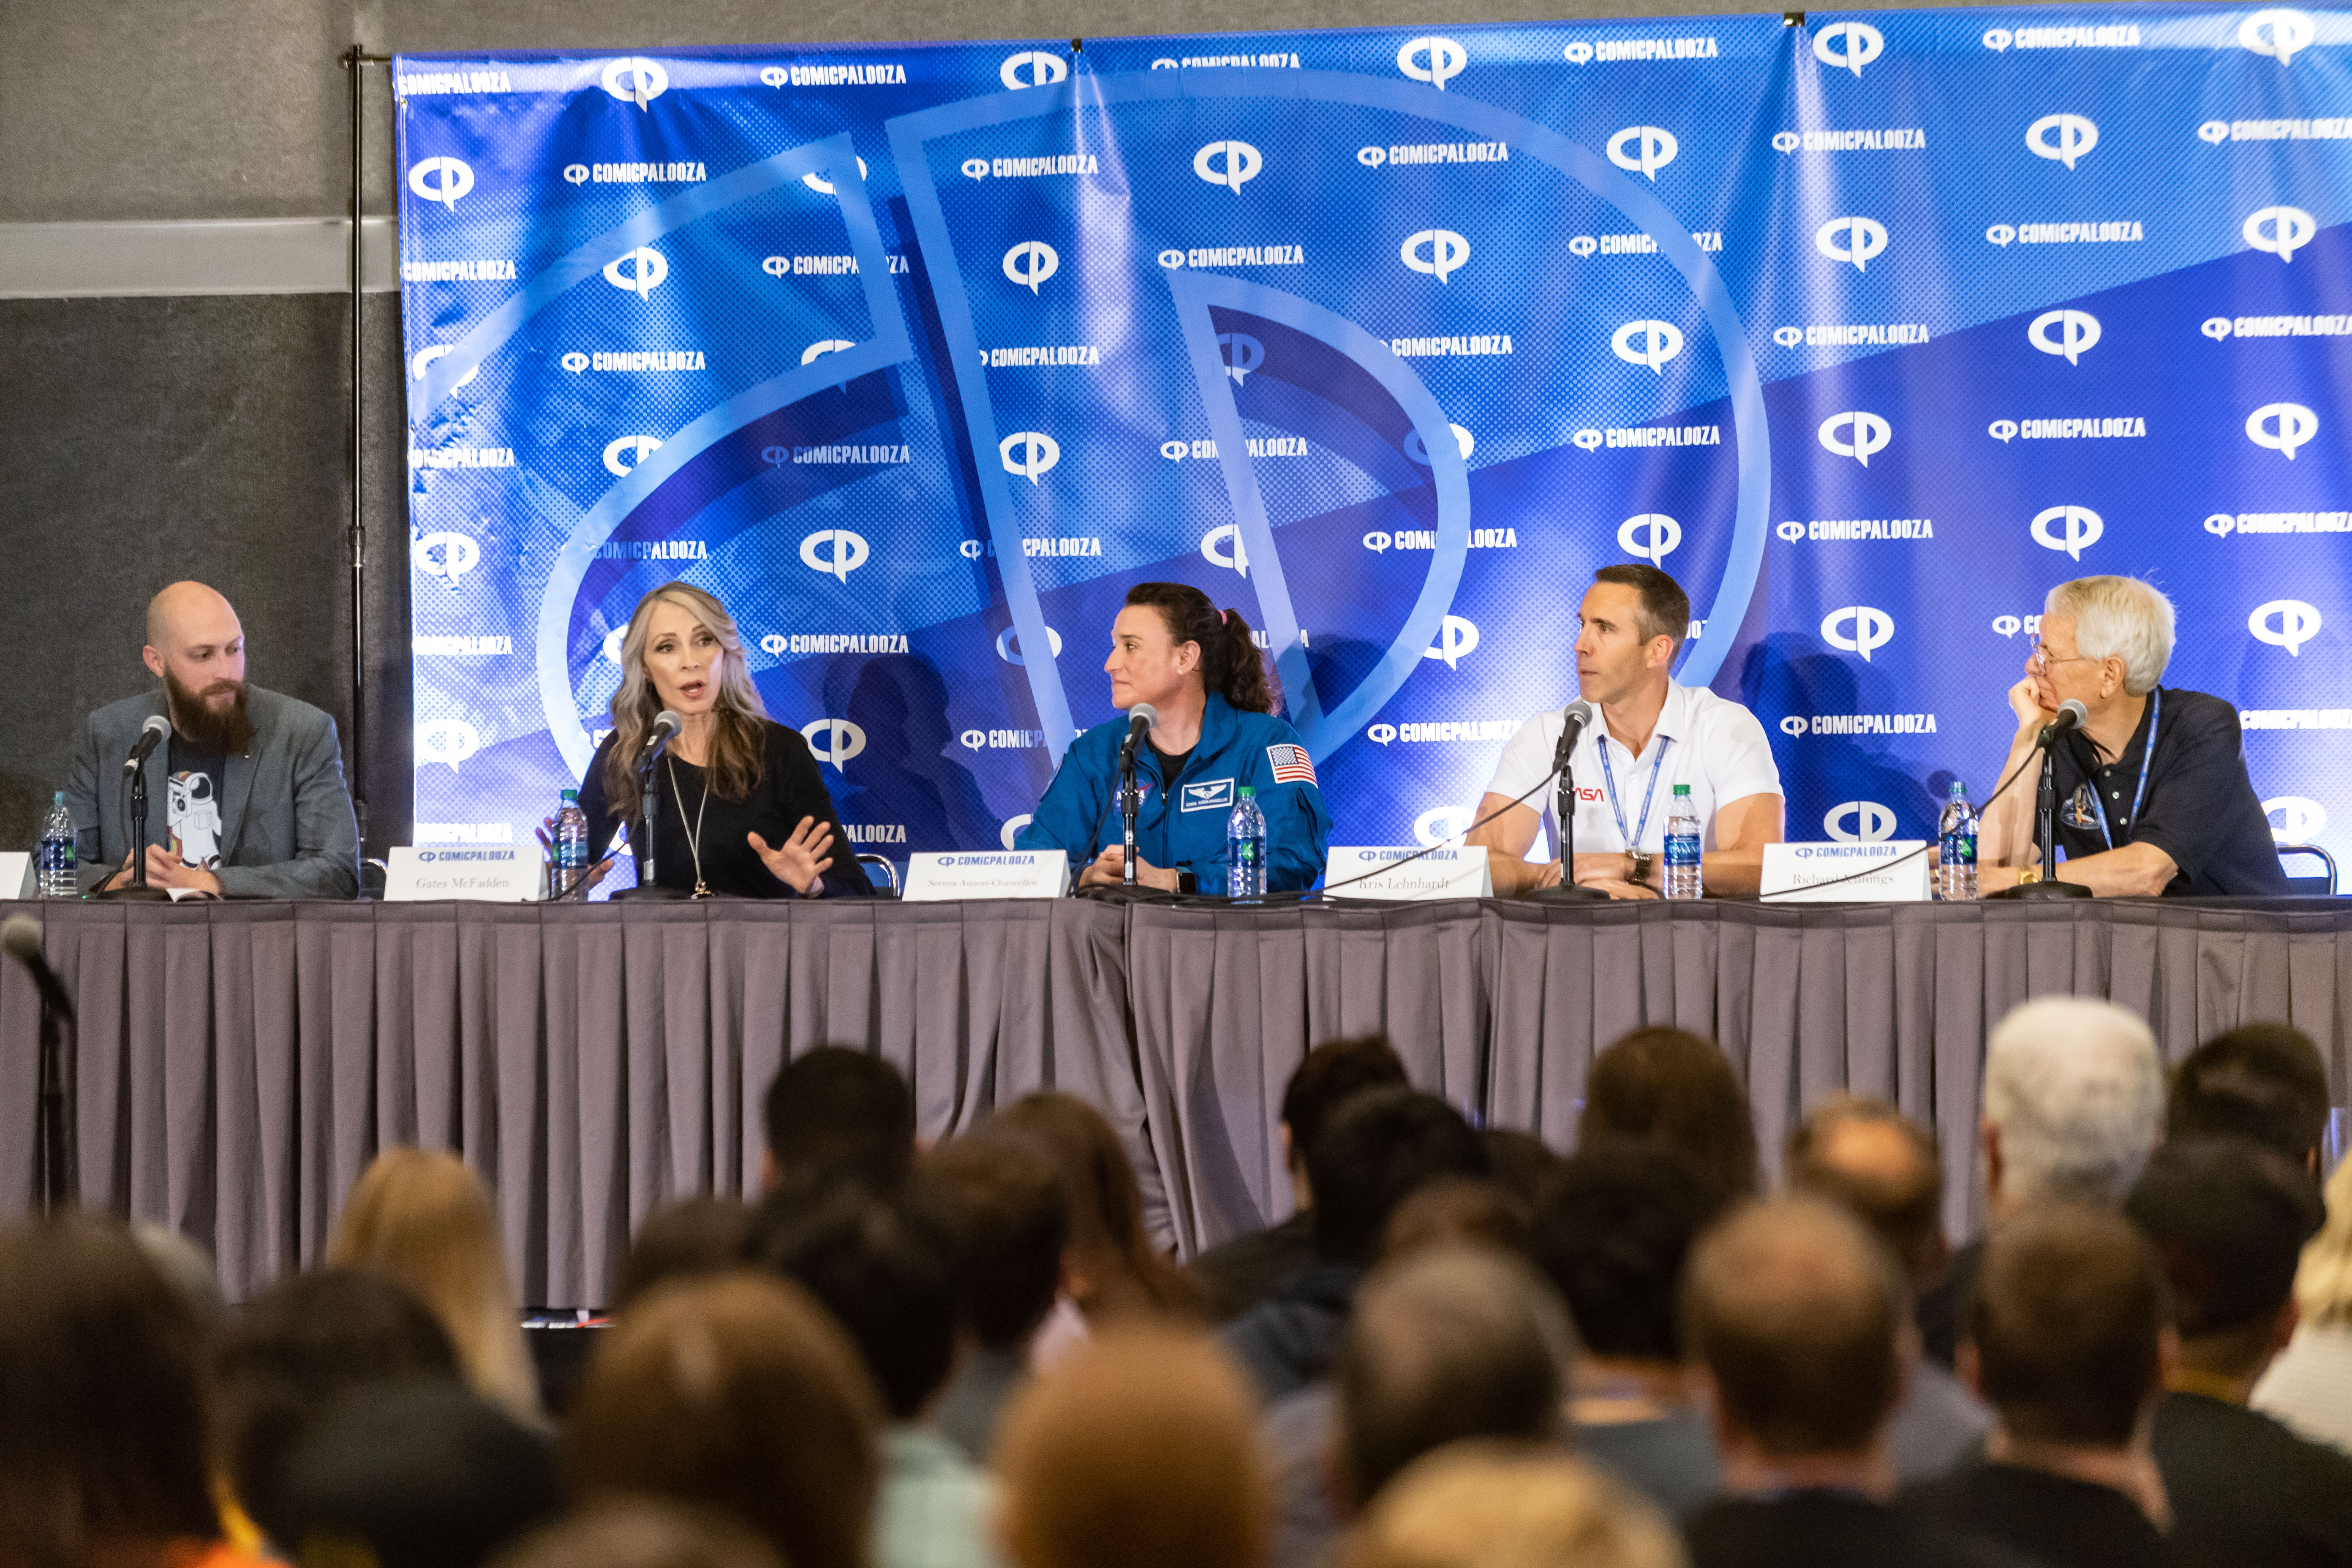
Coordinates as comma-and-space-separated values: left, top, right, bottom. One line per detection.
66, 686, 360, 899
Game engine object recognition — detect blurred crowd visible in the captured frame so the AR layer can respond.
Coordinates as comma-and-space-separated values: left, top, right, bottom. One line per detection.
5, 997, 2352, 1568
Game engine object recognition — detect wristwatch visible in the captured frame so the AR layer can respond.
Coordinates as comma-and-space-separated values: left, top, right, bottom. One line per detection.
1177, 869, 1199, 895
1627, 849, 1654, 887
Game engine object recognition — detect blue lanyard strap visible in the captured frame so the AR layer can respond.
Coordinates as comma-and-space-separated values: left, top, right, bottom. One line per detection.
2084, 688, 2160, 852
1597, 732, 1673, 850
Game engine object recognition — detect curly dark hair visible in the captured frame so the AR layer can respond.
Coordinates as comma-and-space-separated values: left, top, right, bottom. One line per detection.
1123, 582, 1279, 715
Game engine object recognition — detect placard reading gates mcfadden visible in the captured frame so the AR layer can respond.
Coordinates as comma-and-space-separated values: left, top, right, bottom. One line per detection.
383, 846, 544, 902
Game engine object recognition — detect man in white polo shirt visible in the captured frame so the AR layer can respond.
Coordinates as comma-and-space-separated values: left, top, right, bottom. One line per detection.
1468, 564, 1784, 898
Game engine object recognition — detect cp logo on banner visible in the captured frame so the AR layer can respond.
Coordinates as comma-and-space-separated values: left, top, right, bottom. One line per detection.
1823, 606, 1895, 662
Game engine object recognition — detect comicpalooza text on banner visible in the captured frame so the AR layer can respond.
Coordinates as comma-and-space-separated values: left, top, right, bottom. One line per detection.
397, 9, 2352, 889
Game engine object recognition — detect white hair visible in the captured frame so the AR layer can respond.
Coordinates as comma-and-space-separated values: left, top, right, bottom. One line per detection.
1982, 997, 2164, 1206
2044, 577, 2175, 697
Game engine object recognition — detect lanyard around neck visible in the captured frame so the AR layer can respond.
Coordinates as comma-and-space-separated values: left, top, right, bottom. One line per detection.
2084, 688, 2160, 852
1597, 731, 1673, 850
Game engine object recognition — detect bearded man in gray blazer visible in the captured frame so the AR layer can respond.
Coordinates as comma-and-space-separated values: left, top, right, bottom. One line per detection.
67, 582, 359, 899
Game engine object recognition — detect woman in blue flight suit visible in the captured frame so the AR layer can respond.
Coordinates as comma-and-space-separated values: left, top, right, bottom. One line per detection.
1017, 582, 1333, 893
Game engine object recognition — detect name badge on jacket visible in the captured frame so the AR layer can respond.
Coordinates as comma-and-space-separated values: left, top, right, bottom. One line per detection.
1180, 779, 1237, 812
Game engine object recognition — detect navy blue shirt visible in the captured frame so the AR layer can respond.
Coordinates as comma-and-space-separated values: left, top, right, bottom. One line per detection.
2049, 686, 2286, 897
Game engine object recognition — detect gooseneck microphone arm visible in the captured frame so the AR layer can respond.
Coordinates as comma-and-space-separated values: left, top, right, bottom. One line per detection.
1531, 701, 1609, 905
1991, 698, 2093, 902
1118, 704, 1157, 888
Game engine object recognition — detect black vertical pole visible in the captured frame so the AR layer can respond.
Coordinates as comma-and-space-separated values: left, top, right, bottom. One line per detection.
344, 46, 370, 854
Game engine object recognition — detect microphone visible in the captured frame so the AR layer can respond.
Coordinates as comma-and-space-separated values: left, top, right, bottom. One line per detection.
1551, 699, 1595, 776
2, 916, 74, 1023
2041, 698, 2089, 742
637, 710, 682, 759
123, 714, 169, 776
1121, 702, 1159, 758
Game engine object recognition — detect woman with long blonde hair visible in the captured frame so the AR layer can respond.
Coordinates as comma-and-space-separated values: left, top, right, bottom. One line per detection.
577, 582, 870, 898
326, 1148, 540, 1423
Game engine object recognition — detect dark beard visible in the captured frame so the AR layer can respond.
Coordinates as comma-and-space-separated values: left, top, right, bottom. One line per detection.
165, 670, 256, 756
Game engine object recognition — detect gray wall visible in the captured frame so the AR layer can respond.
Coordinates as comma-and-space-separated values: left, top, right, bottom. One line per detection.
0, 0, 2010, 861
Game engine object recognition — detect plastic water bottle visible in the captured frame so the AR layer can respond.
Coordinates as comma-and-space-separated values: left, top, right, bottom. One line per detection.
1226, 787, 1267, 899
36, 792, 75, 898
553, 789, 590, 897
1663, 784, 1703, 901
1937, 781, 1979, 902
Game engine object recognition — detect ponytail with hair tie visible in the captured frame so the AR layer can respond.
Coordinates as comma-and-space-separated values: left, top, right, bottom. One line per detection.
1121, 583, 1281, 716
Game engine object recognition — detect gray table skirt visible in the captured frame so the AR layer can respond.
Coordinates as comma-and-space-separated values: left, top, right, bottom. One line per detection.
5, 896, 2347, 1302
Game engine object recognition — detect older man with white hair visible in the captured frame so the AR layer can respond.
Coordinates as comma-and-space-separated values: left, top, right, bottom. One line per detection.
1980, 575, 2286, 897
1918, 995, 2167, 1367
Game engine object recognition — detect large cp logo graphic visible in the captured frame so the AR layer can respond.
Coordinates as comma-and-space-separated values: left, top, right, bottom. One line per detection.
2245, 205, 2319, 262
599, 57, 668, 107
602, 247, 668, 298
414, 531, 479, 585
1818, 411, 1891, 466
803, 719, 867, 769
2247, 403, 2320, 460
1619, 513, 1682, 564
1612, 320, 1683, 373
1193, 141, 1262, 191
1201, 524, 1250, 577
1401, 229, 1472, 283
2241, 8, 2317, 65
2265, 797, 2328, 842
415, 719, 482, 772
2031, 505, 2104, 561
1816, 216, 1889, 272
1822, 605, 1895, 662
996, 626, 1063, 665
407, 156, 474, 211
2249, 599, 2324, 655
1825, 801, 1897, 842
602, 435, 662, 478
2029, 309, 2101, 365
1606, 126, 1679, 180
1414, 805, 1474, 847
1220, 332, 1265, 384
2026, 113, 2099, 169
1422, 615, 1480, 669
1396, 36, 1467, 89
800, 528, 871, 583
1813, 21, 1885, 76
1002, 241, 1058, 294
409, 345, 477, 390
1000, 51, 1067, 88
1000, 431, 1060, 485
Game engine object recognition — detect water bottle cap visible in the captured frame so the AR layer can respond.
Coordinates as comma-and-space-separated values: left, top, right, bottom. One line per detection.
561, 789, 579, 802
1949, 780, 1966, 796
1238, 787, 1255, 799
52, 791, 65, 804
1672, 783, 1691, 796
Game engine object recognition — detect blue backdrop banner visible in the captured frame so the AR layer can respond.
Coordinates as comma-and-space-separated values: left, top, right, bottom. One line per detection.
397, 9, 2352, 888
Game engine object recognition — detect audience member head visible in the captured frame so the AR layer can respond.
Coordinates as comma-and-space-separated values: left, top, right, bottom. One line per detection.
1309, 1089, 1490, 1266
1785, 1097, 1946, 1293
1684, 1198, 1908, 1475
0, 1215, 218, 1568
2167, 1023, 2330, 1176
1963, 1203, 2167, 1449
131, 1224, 227, 1328
1527, 1142, 1720, 1367
1981, 997, 2163, 1217
761, 1047, 915, 1192
1335, 1249, 1575, 1508
1480, 1128, 1571, 1215
748, 1180, 962, 1421
492, 1503, 784, 1568
612, 1198, 754, 1315
568, 1274, 881, 1568
1379, 1179, 1527, 1262
990, 1092, 1195, 1321
996, 1328, 1267, 1568
216, 1267, 461, 1544
2294, 1154, 2352, 1328
326, 1148, 538, 1421
922, 1133, 1068, 1354
1334, 1445, 1686, 1568
1580, 1028, 1759, 1203
2126, 1136, 2324, 1386
273, 1382, 560, 1568
1280, 1036, 1411, 1205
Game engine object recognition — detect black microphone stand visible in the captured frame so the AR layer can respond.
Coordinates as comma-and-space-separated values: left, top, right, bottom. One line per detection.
614, 734, 688, 901
1532, 714, 1608, 904
1119, 732, 1142, 888
97, 763, 172, 901
36, 980, 74, 1212
1990, 725, 2092, 901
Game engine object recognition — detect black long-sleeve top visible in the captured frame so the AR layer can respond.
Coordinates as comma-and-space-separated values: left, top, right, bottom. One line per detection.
579, 719, 873, 898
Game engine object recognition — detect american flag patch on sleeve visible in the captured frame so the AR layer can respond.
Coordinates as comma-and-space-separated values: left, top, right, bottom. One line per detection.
1266, 744, 1318, 785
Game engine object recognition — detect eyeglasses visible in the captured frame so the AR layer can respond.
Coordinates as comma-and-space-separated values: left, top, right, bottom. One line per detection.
2027, 644, 2101, 675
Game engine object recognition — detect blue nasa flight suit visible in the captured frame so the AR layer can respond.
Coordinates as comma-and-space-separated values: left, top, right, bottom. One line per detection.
1016, 694, 1334, 894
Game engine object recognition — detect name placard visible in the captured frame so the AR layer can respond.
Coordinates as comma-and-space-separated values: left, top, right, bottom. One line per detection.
1759, 841, 1932, 903
1324, 846, 1493, 901
901, 850, 1070, 901
0, 852, 29, 899
384, 846, 543, 902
